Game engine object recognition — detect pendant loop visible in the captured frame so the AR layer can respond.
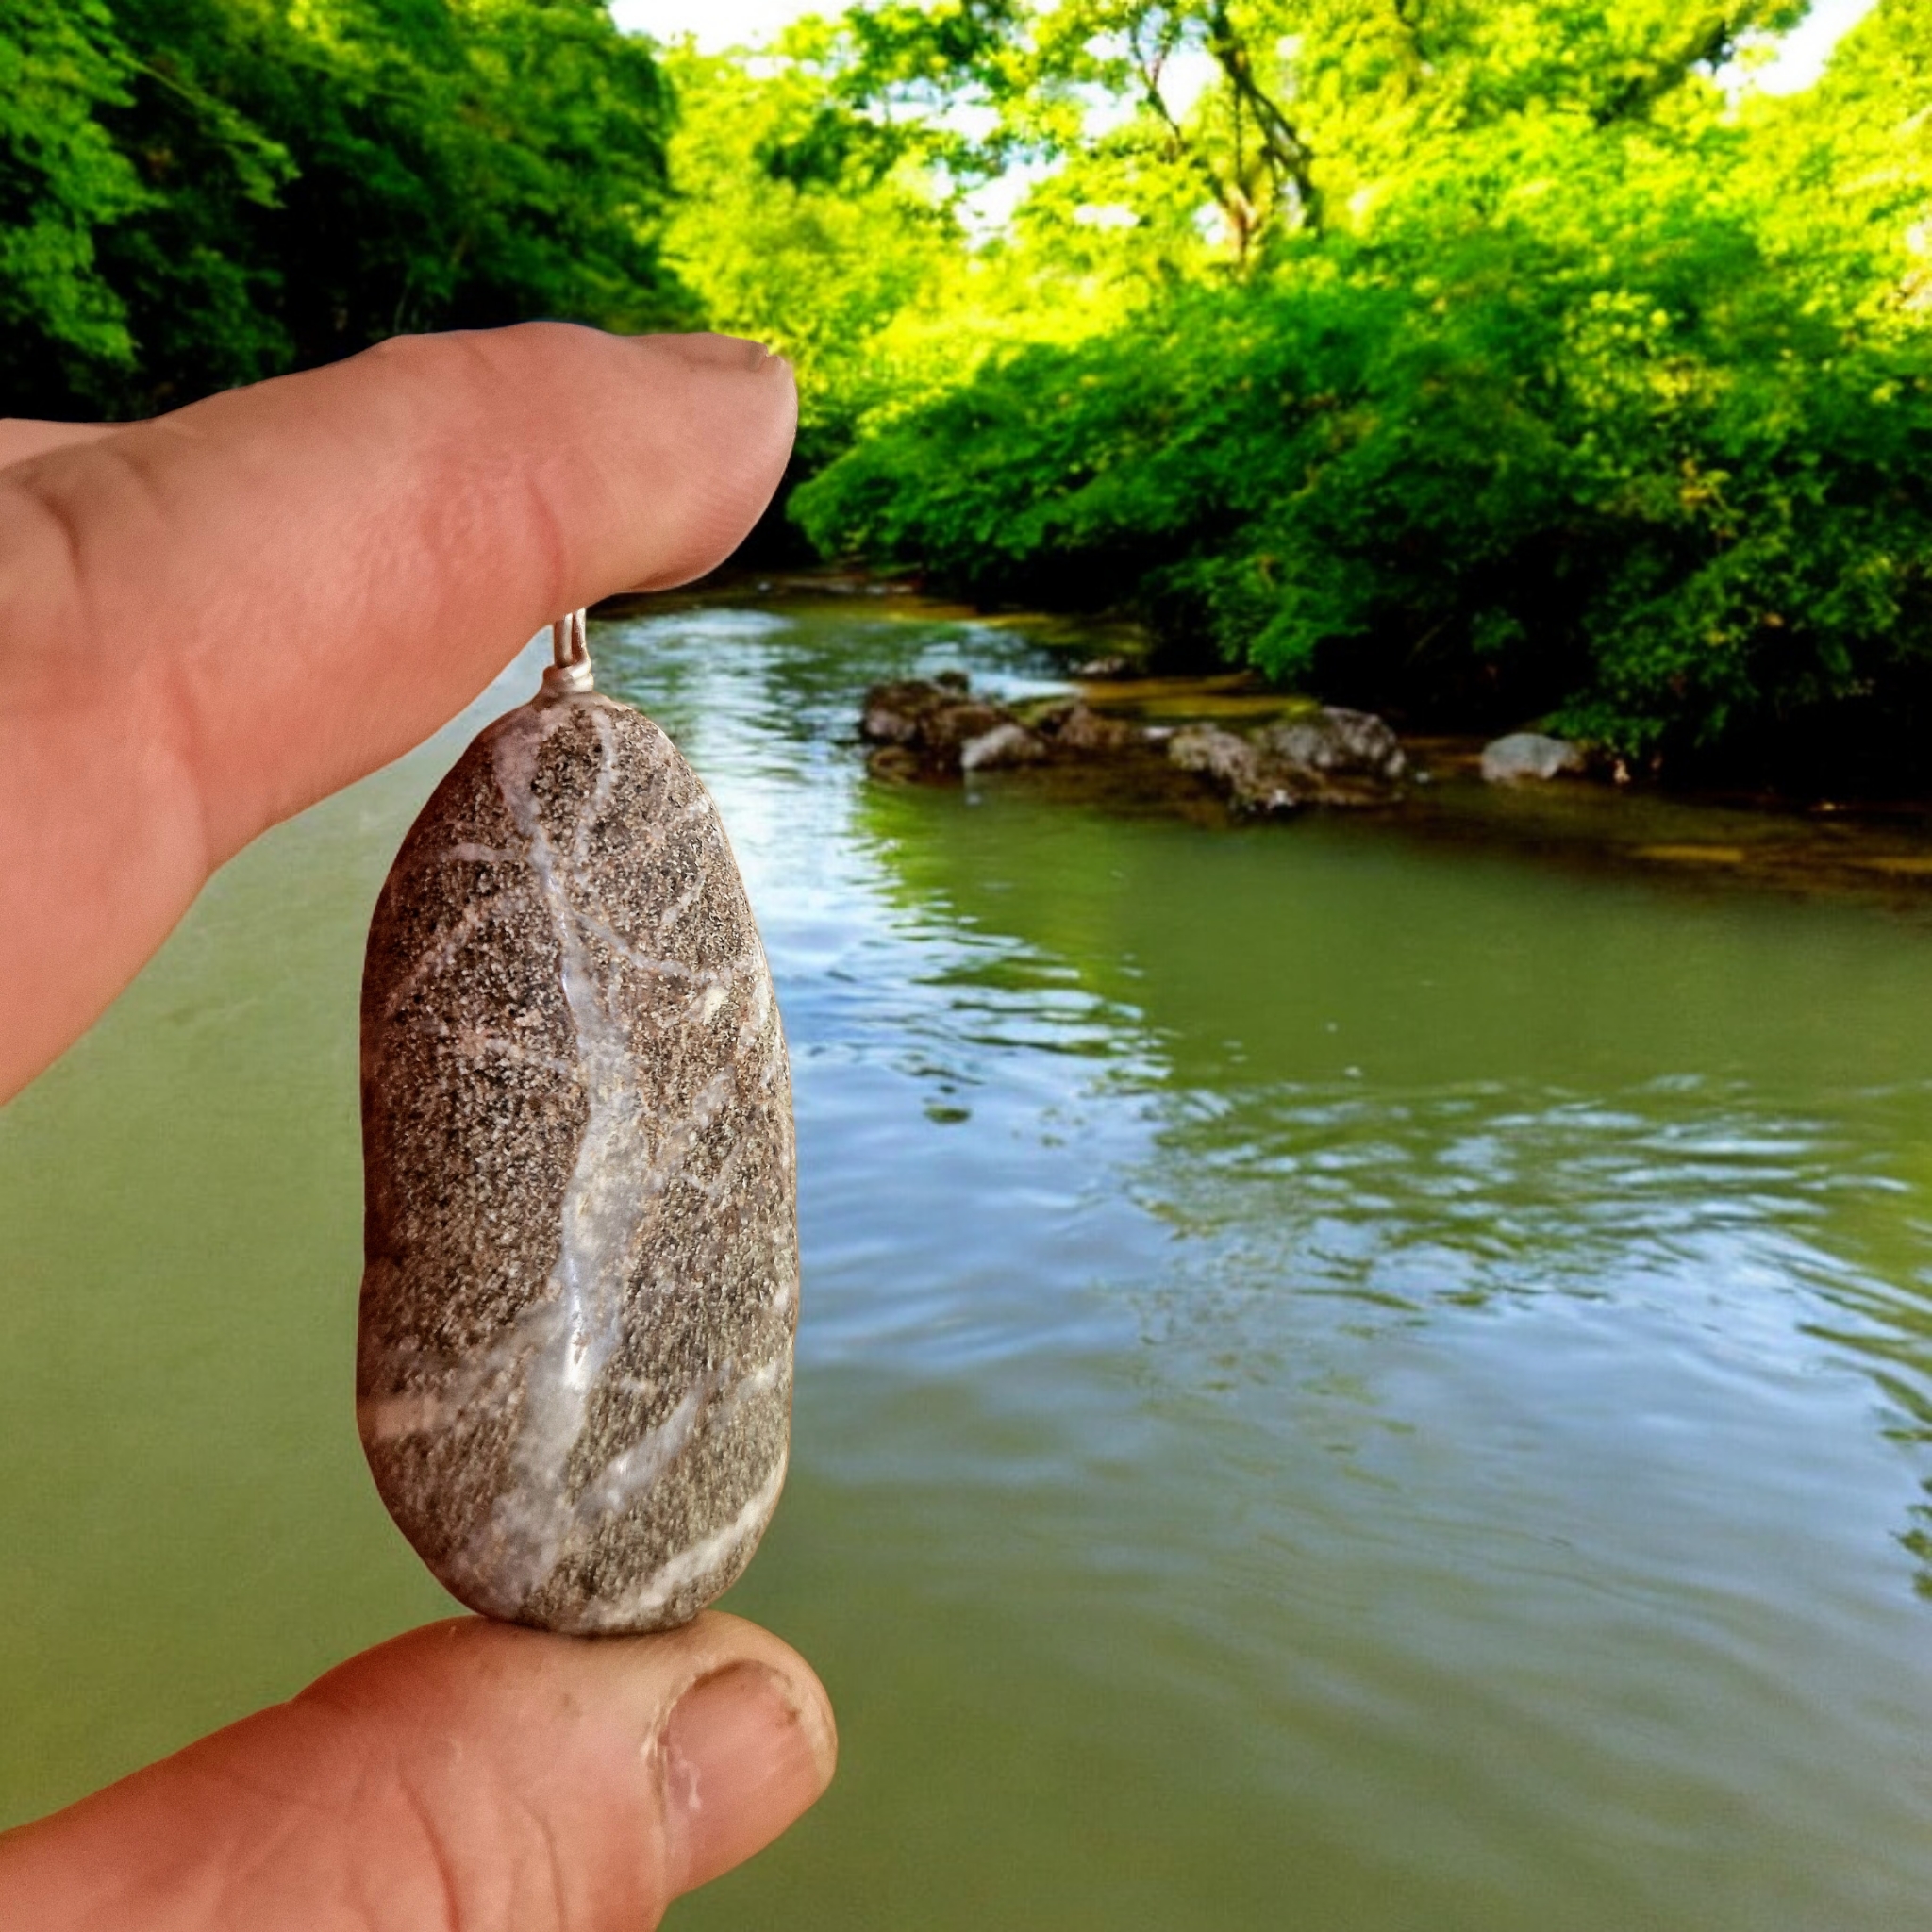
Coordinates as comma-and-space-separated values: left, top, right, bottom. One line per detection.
541, 608, 593, 697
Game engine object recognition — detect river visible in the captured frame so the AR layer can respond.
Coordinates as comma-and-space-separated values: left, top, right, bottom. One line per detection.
5, 595, 1932, 1928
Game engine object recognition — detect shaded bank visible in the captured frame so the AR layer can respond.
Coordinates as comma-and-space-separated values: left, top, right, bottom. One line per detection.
628, 577, 1932, 907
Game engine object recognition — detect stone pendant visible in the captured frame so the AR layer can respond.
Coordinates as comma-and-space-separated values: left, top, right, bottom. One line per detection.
357, 623, 795, 1634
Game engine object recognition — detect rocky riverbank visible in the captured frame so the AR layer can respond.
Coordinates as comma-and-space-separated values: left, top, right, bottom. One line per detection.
856, 673, 1594, 820
860, 675, 1425, 815
851, 667, 1932, 913
596, 581, 1932, 911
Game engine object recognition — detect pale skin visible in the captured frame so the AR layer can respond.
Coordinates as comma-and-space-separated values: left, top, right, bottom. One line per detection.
0, 326, 837, 1930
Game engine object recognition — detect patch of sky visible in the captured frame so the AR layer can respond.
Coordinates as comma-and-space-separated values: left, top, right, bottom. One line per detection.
610, 0, 816, 53
1721, 0, 1880, 96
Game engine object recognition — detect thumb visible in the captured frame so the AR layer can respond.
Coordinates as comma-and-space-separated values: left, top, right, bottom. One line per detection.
0, 1613, 836, 1932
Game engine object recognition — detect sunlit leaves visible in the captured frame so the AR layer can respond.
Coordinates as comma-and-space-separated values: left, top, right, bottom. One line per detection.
795, 0, 1932, 785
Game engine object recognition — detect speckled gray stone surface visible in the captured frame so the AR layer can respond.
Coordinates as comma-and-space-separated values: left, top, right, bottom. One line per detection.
358, 689, 795, 1634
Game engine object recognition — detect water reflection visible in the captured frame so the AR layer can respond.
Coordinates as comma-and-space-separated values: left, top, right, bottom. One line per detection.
601, 598, 1932, 1929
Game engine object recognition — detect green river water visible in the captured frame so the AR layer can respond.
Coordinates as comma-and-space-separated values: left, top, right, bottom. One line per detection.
6, 597, 1932, 1928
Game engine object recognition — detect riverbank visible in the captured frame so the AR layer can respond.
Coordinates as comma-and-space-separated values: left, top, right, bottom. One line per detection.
600, 579, 1932, 920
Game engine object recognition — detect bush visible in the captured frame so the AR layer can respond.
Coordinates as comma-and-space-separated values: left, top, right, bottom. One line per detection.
795, 132, 1932, 786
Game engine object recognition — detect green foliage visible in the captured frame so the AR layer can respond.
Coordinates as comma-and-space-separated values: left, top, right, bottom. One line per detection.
0, 0, 687, 416
796, 0, 1932, 786
0, 0, 149, 399
659, 18, 1182, 475
660, 33, 964, 468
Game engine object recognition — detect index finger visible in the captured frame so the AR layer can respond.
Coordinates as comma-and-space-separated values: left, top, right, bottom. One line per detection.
0, 421, 124, 469
0, 325, 796, 1100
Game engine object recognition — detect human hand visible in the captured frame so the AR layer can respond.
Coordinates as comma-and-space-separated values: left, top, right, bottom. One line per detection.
0, 327, 835, 1930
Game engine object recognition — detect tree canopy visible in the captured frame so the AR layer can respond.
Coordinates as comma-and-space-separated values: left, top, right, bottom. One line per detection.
0, 0, 688, 415
768, 0, 1932, 783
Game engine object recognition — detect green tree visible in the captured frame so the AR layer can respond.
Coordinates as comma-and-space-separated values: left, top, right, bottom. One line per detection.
660, 12, 1181, 480
660, 29, 962, 466
1, 0, 689, 417
0, 0, 149, 403
795, 0, 1932, 786
807, 0, 1807, 263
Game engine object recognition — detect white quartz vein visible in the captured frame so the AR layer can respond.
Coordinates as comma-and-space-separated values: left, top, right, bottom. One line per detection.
577, 1453, 790, 1634
466, 701, 655, 1607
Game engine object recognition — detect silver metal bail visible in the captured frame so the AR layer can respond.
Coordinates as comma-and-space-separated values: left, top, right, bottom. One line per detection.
541, 608, 593, 697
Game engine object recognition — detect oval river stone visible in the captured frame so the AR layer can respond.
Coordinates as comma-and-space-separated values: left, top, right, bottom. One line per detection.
357, 686, 796, 1633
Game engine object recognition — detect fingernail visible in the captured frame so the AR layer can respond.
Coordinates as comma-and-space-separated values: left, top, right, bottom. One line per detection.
658, 1662, 836, 1895
655, 332, 779, 372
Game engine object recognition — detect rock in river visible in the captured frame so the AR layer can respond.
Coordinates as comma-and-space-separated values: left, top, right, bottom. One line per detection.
1481, 731, 1588, 785
358, 687, 796, 1634
1048, 702, 1142, 756
860, 679, 1005, 757
1258, 707, 1409, 784
961, 721, 1050, 771
1169, 709, 1408, 815
1169, 724, 1305, 815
